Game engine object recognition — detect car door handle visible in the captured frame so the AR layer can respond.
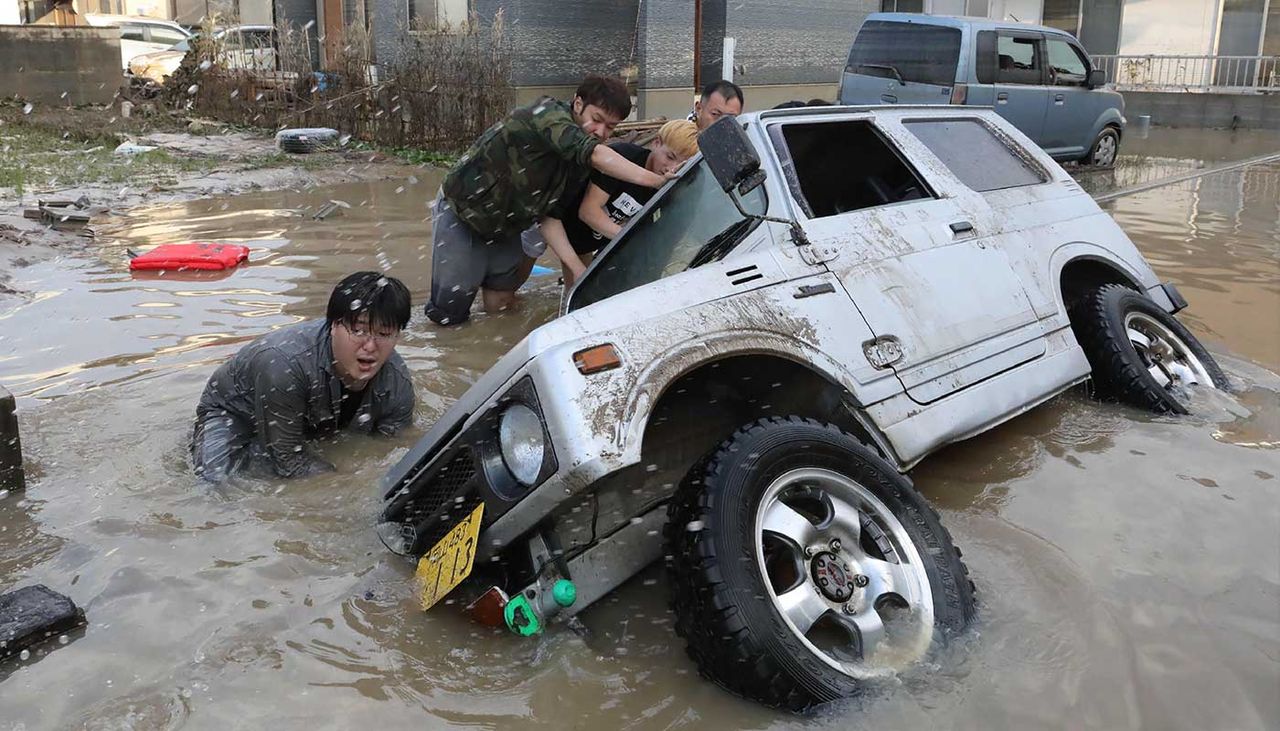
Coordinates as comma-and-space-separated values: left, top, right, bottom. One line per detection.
949, 220, 975, 235
996, 92, 1009, 100
794, 282, 836, 299
880, 94, 898, 104
1054, 93, 1065, 105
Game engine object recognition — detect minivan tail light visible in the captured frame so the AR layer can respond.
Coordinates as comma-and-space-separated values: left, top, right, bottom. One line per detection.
949, 84, 968, 105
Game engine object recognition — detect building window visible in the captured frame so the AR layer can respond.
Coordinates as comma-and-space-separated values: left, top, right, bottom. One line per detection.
1042, 0, 1081, 36
409, 0, 468, 30
880, 0, 925, 12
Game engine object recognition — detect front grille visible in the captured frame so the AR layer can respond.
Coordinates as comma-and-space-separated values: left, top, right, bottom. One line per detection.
399, 447, 479, 554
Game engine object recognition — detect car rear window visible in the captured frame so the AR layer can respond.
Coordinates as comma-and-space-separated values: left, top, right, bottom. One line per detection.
846, 21, 962, 87
904, 119, 1047, 191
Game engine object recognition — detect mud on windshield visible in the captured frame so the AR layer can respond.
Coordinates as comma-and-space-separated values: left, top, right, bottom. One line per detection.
568, 158, 768, 311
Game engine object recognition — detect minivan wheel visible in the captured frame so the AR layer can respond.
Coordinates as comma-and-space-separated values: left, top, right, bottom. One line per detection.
1071, 284, 1229, 414
664, 417, 975, 711
1087, 127, 1120, 167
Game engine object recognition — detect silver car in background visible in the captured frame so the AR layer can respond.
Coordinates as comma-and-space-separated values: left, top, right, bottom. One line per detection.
839, 13, 1126, 166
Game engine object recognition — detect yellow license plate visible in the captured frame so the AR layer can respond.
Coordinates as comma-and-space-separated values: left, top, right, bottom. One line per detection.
415, 503, 485, 611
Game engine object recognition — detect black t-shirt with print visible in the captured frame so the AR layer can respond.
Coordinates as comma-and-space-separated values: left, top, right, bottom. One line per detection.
560, 142, 653, 255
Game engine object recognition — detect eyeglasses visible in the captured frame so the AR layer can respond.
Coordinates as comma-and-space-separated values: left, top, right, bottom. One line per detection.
342, 322, 399, 345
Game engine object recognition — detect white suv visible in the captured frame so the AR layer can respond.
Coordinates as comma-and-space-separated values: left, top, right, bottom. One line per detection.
378, 106, 1227, 710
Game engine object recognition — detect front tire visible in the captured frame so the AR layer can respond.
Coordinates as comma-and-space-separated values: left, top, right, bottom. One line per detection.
664, 417, 975, 711
1071, 284, 1229, 414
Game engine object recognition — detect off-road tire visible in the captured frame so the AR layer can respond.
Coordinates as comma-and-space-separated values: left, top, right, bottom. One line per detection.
1071, 284, 1229, 414
664, 417, 975, 712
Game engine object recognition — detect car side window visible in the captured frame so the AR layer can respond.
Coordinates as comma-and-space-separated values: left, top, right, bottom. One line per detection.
119, 23, 146, 42
1046, 38, 1089, 86
148, 26, 188, 45
770, 120, 933, 219
996, 34, 1042, 85
245, 30, 275, 49
905, 119, 1047, 192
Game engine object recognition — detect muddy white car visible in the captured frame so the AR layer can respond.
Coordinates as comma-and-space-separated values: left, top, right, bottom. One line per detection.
378, 107, 1227, 710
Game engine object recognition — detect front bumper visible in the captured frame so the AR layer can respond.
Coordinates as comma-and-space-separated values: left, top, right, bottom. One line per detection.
380, 376, 559, 557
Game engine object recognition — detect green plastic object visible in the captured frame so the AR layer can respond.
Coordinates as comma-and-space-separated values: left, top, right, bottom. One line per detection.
552, 579, 576, 608
504, 594, 540, 637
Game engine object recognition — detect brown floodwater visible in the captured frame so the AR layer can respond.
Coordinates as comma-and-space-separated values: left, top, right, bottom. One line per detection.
1, 132, 1277, 729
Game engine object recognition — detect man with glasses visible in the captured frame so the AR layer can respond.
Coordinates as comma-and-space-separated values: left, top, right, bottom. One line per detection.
191, 272, 415, 482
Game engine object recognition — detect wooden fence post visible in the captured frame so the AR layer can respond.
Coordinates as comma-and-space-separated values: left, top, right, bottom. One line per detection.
1, 384, 25, 492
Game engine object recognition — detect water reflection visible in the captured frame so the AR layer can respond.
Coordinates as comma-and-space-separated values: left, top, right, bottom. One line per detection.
1, 135, 1277, 728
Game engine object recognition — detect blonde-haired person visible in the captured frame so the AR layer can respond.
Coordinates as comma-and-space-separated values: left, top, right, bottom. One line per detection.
540, 120, 700, 286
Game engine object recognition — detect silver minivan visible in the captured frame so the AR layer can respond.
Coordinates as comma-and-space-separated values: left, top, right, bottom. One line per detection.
838, 13, 1126, 166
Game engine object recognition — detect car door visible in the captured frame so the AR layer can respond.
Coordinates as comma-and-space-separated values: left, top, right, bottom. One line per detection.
989, 31, 1049, 144
117, 23, 149, 68
1039, 36, 1099, 158
767, 115, 1045, 404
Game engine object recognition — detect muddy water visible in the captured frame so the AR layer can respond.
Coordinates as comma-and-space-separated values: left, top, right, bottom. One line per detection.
2, 135, 1277, 729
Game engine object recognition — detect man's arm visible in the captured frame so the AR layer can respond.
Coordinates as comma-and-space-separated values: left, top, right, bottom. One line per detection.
590, 145, 671, 189
539, 217, 586, 286
250, 351, 334, 478
578, 183, 622, 241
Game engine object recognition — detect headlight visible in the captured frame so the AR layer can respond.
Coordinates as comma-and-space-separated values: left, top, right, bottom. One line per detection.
498, 403, 544, 485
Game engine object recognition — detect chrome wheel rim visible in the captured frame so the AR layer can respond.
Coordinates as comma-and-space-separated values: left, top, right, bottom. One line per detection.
753, 467, 934, 679
1093, 134, 1117, 166
1124, 311, 1214, 394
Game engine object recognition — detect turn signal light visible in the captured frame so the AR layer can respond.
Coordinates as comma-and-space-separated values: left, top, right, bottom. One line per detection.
573, 344, 621, 375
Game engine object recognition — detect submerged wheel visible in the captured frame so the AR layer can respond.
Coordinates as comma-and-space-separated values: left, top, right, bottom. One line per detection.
1072, 284, 1229, 414
664, 417, 975, 711
1087, 127, 1120, 167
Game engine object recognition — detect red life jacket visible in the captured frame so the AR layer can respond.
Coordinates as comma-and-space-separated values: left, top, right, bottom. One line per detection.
128, 243, 250, 271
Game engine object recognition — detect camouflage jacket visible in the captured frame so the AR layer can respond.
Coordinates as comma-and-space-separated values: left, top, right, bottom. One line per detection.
442, 97, 599, 241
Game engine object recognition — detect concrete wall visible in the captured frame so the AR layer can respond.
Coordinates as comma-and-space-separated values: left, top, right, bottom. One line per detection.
1124, 91, 1280, 130
0, 26, 123, 105
712, 0, 875, 87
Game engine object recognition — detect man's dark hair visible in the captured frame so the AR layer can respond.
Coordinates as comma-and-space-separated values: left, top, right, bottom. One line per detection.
701, 79, 745, 107
772, 100, 807, 110
327, 271, 411, 332
574, 75, 632, 120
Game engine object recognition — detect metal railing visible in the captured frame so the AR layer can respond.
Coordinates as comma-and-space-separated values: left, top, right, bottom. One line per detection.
1091, 54, 1280, 93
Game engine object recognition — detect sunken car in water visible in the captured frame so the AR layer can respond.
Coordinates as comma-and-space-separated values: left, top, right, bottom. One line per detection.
377, 107, 1227, 710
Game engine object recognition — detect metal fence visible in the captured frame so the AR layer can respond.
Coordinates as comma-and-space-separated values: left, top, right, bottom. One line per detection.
1091, 55, 1280, 93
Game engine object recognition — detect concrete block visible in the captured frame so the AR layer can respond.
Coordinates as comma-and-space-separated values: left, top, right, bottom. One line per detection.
0, 384, 24, 492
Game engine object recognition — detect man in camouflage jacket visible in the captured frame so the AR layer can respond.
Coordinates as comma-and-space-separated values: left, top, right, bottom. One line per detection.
426, 74, 673, 326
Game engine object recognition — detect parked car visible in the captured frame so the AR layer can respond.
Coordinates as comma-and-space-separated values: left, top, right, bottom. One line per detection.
127, 25, 278, 84
83, 13, 192, 72
838, 13, 1126, 166
378, 107, 1226, 710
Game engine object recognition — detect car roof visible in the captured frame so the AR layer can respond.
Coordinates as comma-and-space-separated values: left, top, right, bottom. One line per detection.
865, 12, 1073, 38
84, 13, 187, 28
747, 105, 994, 124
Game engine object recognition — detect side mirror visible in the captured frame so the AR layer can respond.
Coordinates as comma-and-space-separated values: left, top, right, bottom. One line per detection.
1087, 68, 1106, 88
698, 116, 766, 195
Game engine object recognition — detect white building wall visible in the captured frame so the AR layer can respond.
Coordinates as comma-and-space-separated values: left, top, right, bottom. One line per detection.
1120, 0, 1221, 55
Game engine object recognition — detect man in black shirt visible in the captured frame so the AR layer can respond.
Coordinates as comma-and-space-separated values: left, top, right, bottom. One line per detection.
191, 272, 415, 482
545, 120, 700, 284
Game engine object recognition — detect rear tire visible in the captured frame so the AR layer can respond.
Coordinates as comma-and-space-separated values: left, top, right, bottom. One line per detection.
664, 417, 975, 711
1086, 127, 1120, 167
1071, 284, 1229, 414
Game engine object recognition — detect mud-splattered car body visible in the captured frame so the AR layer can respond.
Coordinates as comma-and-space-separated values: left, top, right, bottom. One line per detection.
377, 106, 1190, 702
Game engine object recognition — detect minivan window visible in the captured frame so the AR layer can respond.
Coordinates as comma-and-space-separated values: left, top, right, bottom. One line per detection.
1046, 38, 1088, 84
149, 25, 188, 45
846, 21, 962, 87
774, 120, 931, 218
905, 119, 1047, 191
119, 24, 146, 42
996, 34, 1042, 84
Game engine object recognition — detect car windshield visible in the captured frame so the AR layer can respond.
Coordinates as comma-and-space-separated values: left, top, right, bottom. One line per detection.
569, 158, 768, 312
